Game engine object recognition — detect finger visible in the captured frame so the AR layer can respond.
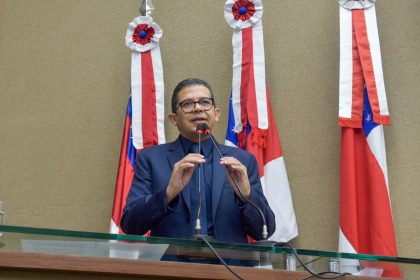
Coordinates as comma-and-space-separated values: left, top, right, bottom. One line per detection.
219, 156, 237, 163
221, 157, 243, 165
220, 161, 246, 173
227, 164, 246, 172
183, 155, 205, 163
186, 153, 205, 159
178, 162, 197, 169
220, 161, 242, 168
220, 157, 242, 167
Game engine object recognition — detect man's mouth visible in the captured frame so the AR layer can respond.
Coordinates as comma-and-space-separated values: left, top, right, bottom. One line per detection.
191, 117, 207, 124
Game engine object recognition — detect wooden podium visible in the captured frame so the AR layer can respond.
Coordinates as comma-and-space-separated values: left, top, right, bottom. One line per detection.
0, 250, 392, 280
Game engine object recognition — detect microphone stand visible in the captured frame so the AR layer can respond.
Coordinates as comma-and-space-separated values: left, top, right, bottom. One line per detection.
206, 131, 275, 247
190, 126, 216, 242
194, 131, 203, 235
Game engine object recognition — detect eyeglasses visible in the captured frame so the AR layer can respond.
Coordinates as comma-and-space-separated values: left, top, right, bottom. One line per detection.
176, 97, 215, 113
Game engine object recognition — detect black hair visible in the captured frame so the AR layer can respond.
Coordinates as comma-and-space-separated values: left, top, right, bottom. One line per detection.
171, 78, 215, 113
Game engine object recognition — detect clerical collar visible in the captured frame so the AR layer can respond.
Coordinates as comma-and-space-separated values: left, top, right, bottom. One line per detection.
179, 135, 212, 157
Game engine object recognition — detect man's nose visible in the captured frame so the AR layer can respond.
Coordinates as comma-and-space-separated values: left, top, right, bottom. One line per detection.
193, 102, 204, 112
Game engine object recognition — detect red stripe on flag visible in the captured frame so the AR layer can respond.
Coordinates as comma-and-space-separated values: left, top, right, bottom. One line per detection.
112, 116, 135, 230
352, 11, 390, 126
340, 127, 400, 277
240, 27, 255, 130
113, 158, 135, 233
141, 51, 158, 149
241, 27, 261, 134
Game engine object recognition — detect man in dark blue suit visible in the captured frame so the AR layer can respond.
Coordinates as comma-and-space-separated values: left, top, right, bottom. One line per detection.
121, 78, 275, 243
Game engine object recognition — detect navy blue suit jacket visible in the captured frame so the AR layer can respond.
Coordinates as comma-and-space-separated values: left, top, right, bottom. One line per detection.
121, 137, 275, 243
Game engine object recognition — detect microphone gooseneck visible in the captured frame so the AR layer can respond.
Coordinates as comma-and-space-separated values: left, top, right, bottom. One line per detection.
194, 125, 206, 235
200, 124, 269, 241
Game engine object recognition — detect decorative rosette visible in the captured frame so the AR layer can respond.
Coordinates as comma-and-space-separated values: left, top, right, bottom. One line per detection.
125, 16, 162, 52
224, 0, 263, 30
338, 0, 375, 10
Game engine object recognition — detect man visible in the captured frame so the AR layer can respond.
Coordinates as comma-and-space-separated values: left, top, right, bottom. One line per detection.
121, 78, 275, 243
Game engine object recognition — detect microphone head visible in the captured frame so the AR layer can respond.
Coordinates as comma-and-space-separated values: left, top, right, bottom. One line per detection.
196, 123, 209, 135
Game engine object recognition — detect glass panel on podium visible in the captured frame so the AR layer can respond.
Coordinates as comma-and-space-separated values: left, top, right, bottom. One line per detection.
0, 225, 419, 279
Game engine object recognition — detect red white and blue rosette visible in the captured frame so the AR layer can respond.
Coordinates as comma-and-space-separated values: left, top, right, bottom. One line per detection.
224, 0, 263, 30
125, 16, 162, 52
338, 0, 390, 127
125, 16, 165, 149
338, 0, 376, 10
224, 0, 268, 148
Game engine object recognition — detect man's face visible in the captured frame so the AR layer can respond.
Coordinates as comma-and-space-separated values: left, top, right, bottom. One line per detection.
168, 85, 220, 142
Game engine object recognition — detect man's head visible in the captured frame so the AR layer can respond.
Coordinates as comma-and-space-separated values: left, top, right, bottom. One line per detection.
168, 78, 220, 142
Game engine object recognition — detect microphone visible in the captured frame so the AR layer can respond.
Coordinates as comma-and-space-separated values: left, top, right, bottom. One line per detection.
200, 123, 272, 243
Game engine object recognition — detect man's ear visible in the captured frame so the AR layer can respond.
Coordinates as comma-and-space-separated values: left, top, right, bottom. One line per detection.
214, 107, 221, 122
168, 113, 178, 126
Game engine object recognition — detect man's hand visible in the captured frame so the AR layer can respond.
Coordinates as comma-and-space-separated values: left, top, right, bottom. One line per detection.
220, 157, 251, 202
166, 153, 205, 203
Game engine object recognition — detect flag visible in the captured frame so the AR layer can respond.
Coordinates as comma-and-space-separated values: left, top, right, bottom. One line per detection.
338, 2, 399, 277
110, 98, 136, 233
339, 89, 400, 277
110, 14, 165, 234
224, 0, 298, 242
226, 93, 298, 242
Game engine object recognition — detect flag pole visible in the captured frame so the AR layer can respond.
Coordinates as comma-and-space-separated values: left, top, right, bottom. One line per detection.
111, 0, 164, 234
139, 0, 154, 16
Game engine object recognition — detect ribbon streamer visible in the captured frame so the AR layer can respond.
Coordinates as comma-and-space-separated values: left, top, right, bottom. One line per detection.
125, 16, 165, 149
225, 0, 268, 148
339, 3, 390, 127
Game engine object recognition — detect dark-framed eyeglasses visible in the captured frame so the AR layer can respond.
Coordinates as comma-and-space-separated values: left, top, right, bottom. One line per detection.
176, 97, 215, 113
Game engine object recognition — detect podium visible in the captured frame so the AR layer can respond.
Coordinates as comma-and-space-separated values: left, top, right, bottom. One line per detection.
0, 225, 418, 279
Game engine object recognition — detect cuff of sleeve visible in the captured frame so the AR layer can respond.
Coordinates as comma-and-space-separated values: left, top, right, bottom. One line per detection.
165, 192, 180, 213
235, 191, 252, 210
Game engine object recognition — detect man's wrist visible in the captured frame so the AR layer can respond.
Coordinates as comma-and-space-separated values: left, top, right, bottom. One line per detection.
166, 185, 176, 203
240, 183, 251, 201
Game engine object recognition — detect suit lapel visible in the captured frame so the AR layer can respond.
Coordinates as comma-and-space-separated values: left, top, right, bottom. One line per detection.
211, 143, 228, 221
167, 138, 191, 216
